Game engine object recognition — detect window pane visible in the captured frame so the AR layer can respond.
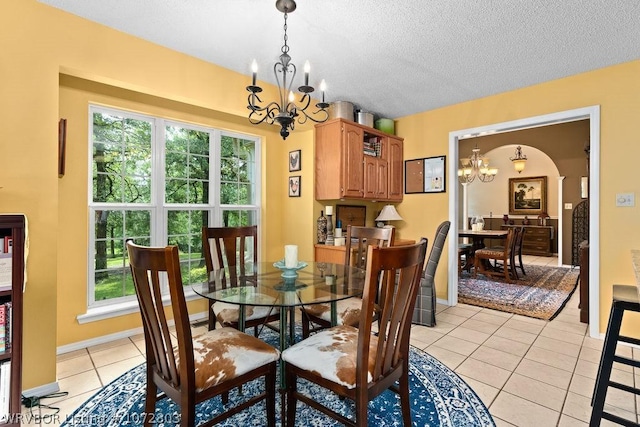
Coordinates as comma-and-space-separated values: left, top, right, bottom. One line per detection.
219, 136, 256, 205
165, 126, 210, 204
223, 210, 257, 227
93, 208, 151, 302
93, 112, 152, 204
167, 209, 208, 286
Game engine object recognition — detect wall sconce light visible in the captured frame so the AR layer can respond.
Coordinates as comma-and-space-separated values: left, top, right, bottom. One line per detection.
510, 146, 527, 174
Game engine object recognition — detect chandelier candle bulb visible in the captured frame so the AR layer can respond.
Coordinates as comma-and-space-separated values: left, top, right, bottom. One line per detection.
304, 60, 310, 86
251, 59, 258, 86
284, 245, 298, 268
320, 79, 326, 102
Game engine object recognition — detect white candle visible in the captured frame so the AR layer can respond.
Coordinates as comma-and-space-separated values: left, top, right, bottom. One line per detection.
284, 245, 298, 268
325, 206, 333, 216
335, 228, 342, 238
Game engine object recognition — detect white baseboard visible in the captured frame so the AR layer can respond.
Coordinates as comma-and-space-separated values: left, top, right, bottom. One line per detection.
57, 311, 207, 355
22, 381, 60, 398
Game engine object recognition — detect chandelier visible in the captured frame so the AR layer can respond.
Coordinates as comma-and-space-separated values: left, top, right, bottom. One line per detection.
246, 0, 329, 140
510, 145, 527, 173
458, 144, 498, 184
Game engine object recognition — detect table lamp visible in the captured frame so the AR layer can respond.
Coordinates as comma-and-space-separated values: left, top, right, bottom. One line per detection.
375, 205, 403, 228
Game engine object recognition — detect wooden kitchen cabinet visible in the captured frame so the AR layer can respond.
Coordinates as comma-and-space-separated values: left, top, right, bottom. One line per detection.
315, 119, 403, 201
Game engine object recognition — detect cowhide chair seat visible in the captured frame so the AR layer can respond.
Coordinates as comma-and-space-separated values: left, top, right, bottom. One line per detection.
282, 325, 377, 388
179, 327, 280, 392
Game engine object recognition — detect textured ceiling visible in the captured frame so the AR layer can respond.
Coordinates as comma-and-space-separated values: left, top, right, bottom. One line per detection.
39, 0, 640, 120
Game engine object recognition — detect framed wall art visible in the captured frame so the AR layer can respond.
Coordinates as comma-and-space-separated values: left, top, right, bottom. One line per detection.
288, 176, 301, 197
509, 175, 547, 215
289, 149, 301, 172
58, 118, 67, 178
404, 155, 446, 194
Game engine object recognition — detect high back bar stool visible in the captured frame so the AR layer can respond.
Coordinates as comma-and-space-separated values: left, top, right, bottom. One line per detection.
589, 284, 640, 426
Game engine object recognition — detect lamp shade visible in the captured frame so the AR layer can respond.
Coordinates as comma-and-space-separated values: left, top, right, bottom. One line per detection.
375, 205, 403, 221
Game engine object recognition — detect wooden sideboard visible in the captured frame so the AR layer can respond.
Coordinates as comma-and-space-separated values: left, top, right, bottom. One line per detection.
501, 225, 554, 256
314, 238, 416, 264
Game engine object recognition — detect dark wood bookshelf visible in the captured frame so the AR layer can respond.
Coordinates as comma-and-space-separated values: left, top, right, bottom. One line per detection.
0, 215, 24, 427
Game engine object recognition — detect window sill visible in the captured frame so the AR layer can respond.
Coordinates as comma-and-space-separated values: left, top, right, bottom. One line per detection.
76, 289, 203, 324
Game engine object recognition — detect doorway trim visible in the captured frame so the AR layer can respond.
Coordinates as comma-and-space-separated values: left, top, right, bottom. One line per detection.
447, 105, 600, 338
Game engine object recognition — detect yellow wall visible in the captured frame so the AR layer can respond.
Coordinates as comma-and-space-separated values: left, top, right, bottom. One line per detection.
1, 0, 316, 389
3, 0, 640, 392
396, 60, 640, 336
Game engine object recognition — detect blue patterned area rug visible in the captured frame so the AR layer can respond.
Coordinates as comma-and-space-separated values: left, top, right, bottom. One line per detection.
62, 328, 495, 427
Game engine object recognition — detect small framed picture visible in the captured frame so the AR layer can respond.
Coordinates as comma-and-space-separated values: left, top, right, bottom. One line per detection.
289, 176, 301, 197
289, 149, 301, 172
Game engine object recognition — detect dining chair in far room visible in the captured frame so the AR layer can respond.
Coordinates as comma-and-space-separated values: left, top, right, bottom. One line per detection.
490, 225, 526, 280
202, 226, 280, 333
413, 220, 450, 327
473, 227, 517, 283
126, 241, 279, 427
300, 225, 395, 338
282, 240, 428, 427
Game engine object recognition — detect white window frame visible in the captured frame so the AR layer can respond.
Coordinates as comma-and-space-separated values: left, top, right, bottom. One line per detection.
82, 105, 261, 321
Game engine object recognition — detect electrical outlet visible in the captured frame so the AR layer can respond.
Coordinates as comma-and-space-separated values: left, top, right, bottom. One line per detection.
564, 203, 572, 210
616, 193, 635, 207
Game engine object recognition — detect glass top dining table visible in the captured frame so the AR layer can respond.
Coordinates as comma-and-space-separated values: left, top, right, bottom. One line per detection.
192, 261, 366, 352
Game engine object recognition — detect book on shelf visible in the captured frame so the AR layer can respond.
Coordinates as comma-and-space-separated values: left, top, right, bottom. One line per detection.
0, 255, 10, 290
0, 361, 10, 421
0, 304, 5, 353
4, 303, 10, 351
3, 238, 11, 255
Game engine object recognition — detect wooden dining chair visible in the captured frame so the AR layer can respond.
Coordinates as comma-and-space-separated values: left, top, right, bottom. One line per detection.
473, 227, 517, 283
492, 225, 526, 279
300, 225, 395, 338
126, 241, 279, 427
282, 239, 428, 427
202, 226, 280, 333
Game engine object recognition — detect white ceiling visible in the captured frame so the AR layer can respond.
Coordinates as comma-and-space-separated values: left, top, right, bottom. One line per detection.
39, 0, 640, 120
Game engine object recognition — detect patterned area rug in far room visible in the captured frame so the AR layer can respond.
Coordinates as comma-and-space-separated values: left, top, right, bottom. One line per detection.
459, 265, 580, 320
61, 327, 495, 427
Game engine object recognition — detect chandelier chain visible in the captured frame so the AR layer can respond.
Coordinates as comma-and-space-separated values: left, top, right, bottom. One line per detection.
281, 11, 289, 55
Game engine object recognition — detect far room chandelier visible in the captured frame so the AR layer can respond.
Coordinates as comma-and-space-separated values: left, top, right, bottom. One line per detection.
246, 0, 329, 140
510, 145, 528, 173
458, 144, 498, 184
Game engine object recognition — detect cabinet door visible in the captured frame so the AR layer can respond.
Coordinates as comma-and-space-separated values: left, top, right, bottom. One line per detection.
363, 155, 377, 199
375, 158, 389, 199
342, 122, 364, 198
388, 137, 403, 201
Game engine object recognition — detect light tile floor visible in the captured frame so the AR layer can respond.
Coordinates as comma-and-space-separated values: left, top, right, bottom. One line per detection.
22, 255, 640, 426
